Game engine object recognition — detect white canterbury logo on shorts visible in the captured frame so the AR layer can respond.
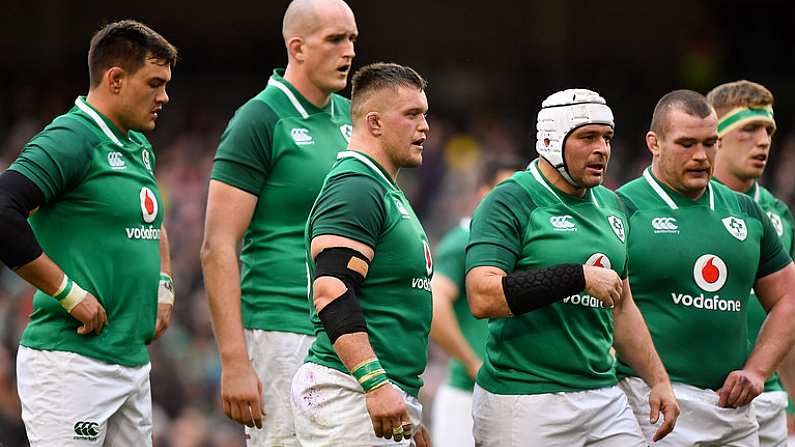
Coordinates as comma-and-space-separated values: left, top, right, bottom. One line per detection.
652, 217, 679, 234
550, 215, 576, 231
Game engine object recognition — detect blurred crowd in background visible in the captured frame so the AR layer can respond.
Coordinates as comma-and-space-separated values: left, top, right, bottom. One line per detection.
2, 0, 795, 445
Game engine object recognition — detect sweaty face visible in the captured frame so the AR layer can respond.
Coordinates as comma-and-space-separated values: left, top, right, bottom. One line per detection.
118, 57, 171, 132
563, 124, 614, 188
381, 87, 429, 169
654, 110, 718, 197
302, 6, 357, 94
717, 120, 775, 182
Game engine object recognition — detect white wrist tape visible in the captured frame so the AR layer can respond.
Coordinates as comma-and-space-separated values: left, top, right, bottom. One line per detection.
54, 274, 88, 313
158, 273, 175, 305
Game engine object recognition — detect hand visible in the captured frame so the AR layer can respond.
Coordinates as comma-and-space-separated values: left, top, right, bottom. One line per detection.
415, 424, 432, 447
220, 361, 264, 428
152, 303, 173, 340
70, 293, 107, 335
583, 265, 623, 306
365, 383, 412, 441
465, 359, 483, 380
718, 369, 764, 408
648, 382, 679, 441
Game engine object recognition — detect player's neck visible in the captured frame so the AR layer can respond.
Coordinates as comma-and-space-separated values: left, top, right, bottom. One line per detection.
85, 90, 129, 135
538, 158, 587, 198
283, 66, 331, 109
651, 162, 706, 201
348, 136, 399, 181
713, 161, 755, 194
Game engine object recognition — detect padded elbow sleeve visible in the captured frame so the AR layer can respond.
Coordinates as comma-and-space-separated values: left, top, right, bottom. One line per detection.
502, 264, 585, 315
0, 171, 45, 269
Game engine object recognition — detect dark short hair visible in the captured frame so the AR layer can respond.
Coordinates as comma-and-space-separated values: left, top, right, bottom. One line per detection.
649, 89, 713, 136
479, 154, 524, 187
88, 20, 178, 87
706, 80, 774, 119
350, 62, 427, 118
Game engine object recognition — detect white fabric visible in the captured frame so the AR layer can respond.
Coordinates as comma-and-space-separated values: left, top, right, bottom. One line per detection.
291, 362, 423, 446
472, 383, 645, 447
535, 88, 614, 185
620, 376, 759, 446
244, 329, 315, 447
753, 390, 788, 447
17, 346, 152, 446
432, 384, 474, 447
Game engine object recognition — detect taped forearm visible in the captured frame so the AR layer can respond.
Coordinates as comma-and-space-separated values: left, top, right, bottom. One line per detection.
502, 264, 585, 315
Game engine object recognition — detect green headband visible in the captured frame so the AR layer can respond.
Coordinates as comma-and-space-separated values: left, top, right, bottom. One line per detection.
717, 106, 775, 137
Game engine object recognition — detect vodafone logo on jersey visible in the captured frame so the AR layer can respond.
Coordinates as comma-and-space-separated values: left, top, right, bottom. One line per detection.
586, 253, 612, 270
693, 254, 727, 292
140, 187, 159, 223
422, 240, 433, 276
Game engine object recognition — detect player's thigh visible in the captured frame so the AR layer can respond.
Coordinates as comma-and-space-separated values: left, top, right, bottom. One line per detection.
753, 391, 788, 447
432, 384, 474, 447
104, 363, 153, 447
17, 347, 130, 446
473, 384, 590, 447
245, 330, 314, 446
584, 386, 645, 447
291, 362, 421, 447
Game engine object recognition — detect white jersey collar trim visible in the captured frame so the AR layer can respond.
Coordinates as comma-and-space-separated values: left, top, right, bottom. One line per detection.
267, 78, 310, 119
644, 167, 714, 211
74, 97, 123, 147
530, 159, 599, 207
337, 151, 396, 189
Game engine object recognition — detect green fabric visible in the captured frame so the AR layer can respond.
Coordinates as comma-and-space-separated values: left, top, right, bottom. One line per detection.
210, 69, 352, 334
616, 169, 792, 390
305, 151, 433, 398
742, 182, 795, 392
435, 220, 488, 391
466, 160, 629, 395
10, 97, 162, 366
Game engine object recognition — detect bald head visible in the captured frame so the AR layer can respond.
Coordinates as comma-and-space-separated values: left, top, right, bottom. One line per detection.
282, 0, 354, 42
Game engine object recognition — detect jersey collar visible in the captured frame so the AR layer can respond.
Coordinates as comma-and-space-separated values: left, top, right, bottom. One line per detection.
74, 97, 128, 147
713, 177, 760, 203
529, 159, 600, 207
643, 166, 714, 210
337, 150, 398, 190
267, 69, 334, 119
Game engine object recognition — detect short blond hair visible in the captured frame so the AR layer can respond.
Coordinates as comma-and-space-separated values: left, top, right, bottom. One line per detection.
706, 80, 774, 119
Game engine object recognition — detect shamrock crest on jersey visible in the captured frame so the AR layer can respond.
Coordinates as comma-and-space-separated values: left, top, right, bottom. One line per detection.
607, 215, 625, 243
767, 212, 784, 237
721, 216, 747, 241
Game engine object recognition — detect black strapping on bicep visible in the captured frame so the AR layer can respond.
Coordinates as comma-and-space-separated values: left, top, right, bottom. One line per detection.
0, 170, 46, 269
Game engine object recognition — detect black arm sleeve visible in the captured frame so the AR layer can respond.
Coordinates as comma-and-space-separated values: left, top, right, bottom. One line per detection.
0, 170, 45, 269
502, 264, 586, 315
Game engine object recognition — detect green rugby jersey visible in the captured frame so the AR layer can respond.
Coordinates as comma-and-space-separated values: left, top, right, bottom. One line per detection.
211, 69, 352, 335
741, 182, 795, 392
436, 218, 489, 392
9, 97, 163, 366
616, 168, 791, 390
466, 159, 629, 395
304, 151, 433, 398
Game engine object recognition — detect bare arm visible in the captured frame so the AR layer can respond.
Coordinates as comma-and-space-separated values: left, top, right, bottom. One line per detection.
153, 225, 173, 340
465, 266, 511, 319
612, 279, 678, 441
200, 179, 261, 427
429, 273, 481, 379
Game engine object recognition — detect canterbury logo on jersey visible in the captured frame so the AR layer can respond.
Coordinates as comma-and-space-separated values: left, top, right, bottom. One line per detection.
652, 217, 679, 233
767, 212, 784, 237
550, 215, 576, 231
291, 127, 314, 145
73, 421, 101, 440
107, 152, 126, 170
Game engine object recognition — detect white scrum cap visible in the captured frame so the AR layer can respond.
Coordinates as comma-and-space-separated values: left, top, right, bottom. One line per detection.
535, 89, 614, 186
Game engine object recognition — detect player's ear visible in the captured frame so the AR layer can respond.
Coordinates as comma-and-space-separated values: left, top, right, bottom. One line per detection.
106, 67, 126, 95
287, 37, 305, 62
366, 112, 382, 137
646, 131, 660, 157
